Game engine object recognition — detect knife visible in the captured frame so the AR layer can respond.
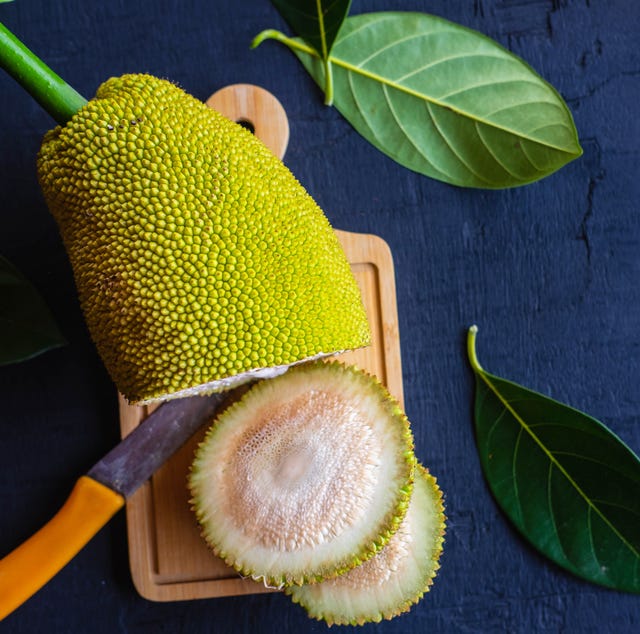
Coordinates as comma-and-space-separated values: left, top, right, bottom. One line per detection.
0, 390, 229, 620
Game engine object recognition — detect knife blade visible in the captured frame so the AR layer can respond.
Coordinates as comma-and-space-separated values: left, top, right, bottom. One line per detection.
0, 390, 230, 621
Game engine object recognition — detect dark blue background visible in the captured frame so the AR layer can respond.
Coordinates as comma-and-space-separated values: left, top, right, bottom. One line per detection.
1, 1, 638, 632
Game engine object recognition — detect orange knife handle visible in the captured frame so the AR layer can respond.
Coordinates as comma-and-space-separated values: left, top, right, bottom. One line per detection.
0, 475, 124, 620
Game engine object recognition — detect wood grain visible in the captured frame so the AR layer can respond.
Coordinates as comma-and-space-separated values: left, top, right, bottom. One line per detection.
119, 228, 403, 601
205, 84, 290, 159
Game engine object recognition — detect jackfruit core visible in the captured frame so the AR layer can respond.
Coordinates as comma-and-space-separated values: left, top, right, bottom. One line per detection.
36, 74, 370, 404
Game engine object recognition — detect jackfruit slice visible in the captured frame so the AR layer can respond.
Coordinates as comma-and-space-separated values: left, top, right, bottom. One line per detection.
288, 463, 445, 626
188, 361, 416, 587
36, 74, 370, 404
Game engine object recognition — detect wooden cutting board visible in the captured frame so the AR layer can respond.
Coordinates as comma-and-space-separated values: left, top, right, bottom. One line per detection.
118, 85, 403, 602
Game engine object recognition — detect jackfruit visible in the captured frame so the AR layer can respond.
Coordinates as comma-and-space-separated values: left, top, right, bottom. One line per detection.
36, 74, 370, 404
287, 463, 446, 625
188, 361, 416, 588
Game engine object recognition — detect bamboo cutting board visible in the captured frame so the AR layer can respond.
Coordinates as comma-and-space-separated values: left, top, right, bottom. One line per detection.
118, 85, 404, 602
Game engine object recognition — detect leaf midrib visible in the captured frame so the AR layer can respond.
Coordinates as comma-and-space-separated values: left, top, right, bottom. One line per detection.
286, 36, 578, 155
315, 0, 328, 59
478, 370, 640, 562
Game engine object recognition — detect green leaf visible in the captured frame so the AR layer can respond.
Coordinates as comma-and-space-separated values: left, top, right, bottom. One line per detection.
254, 12, 582, 189
467, 325, 640, 592
0, 255, 66, 365
270, 0, 351, 58
270, 0, 351, 105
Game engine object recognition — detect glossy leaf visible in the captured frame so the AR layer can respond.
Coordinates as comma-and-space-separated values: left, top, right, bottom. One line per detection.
270, 0, 350, 58
270, 0, 351, 105
467, 326, 640, 592
254, 12, 582, 188
0, 255, 65, 365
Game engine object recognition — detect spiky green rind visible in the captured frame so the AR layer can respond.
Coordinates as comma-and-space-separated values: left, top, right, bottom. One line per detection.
36, 74, 370, 404
288, 463, 446, 626
188, 361, 416, 588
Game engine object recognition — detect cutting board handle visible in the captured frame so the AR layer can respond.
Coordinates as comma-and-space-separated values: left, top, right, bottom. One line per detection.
206, 83, 289, 160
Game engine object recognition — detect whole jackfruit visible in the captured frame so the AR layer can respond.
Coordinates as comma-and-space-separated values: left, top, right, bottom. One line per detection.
36, 74, 370, 404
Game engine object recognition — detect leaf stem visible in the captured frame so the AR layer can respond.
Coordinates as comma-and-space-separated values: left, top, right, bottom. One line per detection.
252, 29, 335, 106
252, 29, 318, 56
0, 21, 87, 124
322, 57, 333, 106
467, 324, 483, 373
314, 0, 333, 106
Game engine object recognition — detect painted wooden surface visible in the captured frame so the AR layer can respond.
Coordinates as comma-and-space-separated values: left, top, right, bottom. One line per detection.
0, 1, 639, 632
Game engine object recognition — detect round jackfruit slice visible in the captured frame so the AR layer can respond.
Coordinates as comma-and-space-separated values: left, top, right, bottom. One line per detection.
36, 74, 370, 404
288, 463, 445, 626
188, 361, 416, 587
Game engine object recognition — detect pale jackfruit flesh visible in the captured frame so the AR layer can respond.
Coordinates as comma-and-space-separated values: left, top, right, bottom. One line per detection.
36, 74, 370, 404
188, 361, 416, 588
287, 463, 446, 626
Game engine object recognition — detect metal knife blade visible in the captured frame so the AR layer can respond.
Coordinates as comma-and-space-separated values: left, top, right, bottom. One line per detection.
88, 391, 229, 498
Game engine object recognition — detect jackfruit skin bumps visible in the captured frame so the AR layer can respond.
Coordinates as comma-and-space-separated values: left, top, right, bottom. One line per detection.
37, 74, 370, 404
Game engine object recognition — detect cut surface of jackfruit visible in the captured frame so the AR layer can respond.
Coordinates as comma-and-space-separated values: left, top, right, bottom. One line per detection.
36, 74, 370, 404
288, 463, 445, 626
188, 361, 415, 587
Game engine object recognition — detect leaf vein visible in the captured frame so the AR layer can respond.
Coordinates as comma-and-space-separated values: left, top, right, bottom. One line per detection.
519, 139, 547, 172
589, 499, 640, 517
442, 83, 565, 113
332, 14, 400, 47
395, 52, 522, 86
551, 449, 638, 475
426, 102, 498, 185
480, 100, 568, 124
586, 505, 601, 572
345, 69, 380, 144
486, 406, 508, 445
512, 426, 525, 525
353, 31, 434, 69
475, 121, 534, 180
315, 0, 328, 59
379, 84, 454, 181
329, 54, 577, 153
547, 463, 572, 566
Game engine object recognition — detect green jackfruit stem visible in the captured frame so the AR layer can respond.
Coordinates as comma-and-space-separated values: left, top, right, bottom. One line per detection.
0, 22, 87, 124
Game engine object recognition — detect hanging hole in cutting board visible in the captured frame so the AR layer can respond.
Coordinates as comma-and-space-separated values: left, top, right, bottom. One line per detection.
206, 83, 289, 160
236, 118, 255, 134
